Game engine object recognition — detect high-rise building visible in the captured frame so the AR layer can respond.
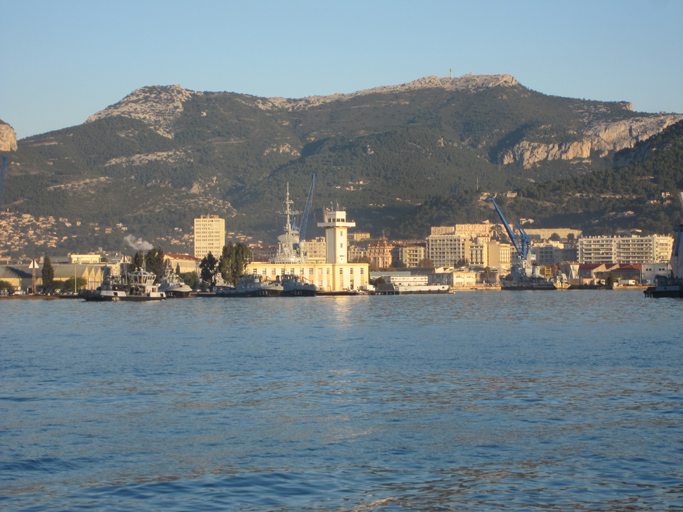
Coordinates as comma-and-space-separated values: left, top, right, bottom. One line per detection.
193, 215, 225, 259
578, 235, 673, 264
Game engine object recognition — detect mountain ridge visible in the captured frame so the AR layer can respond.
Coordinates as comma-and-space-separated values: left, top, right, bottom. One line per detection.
2, 74, 682, 255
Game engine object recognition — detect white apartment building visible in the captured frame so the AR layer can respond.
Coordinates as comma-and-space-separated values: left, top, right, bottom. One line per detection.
578, 235, 673, 265
193, 215, 225, 259
427, 234, 471, 268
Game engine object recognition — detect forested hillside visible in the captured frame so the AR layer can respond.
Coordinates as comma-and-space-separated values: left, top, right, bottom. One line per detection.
391, 119, 683, 238
0, 74, 681, 254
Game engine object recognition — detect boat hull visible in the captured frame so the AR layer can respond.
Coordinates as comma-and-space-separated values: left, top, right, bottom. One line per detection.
500, 280, 557, 290
216, 288, 283, 298
280, 288, 317, 297
83, 294, 166, 302
644, 284, 683, 298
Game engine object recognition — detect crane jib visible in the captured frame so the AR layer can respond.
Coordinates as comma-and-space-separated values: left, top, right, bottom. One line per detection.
488, 197, 530, 261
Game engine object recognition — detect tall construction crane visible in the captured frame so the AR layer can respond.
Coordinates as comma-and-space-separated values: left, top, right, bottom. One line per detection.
0, 156, 7, 208
298, 173, 316, 242
488, 196, 532, 261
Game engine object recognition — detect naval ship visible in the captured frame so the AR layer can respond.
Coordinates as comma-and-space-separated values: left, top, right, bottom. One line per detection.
644, 192, 683, 298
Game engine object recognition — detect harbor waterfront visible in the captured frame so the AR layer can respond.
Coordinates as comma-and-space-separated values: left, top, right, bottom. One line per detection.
1, 291, 682, 511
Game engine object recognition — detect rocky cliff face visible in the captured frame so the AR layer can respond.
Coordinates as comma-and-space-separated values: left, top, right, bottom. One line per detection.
251, 73, 519, 111
499, 115, 683, 168
85, 84, 201, 138
0, 120, 18, 151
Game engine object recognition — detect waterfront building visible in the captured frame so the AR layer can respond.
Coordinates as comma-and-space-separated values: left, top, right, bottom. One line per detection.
246, 209, 370, 292
193, 215, 225, 259
428, 270, 478, 287
427, 233, 471, 268
0, 264, 108, 292
641, 262, 671, 284
578, 235, 673, 265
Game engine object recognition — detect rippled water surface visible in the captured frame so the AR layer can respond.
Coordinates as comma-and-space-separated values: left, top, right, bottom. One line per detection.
1, 291, 682, 510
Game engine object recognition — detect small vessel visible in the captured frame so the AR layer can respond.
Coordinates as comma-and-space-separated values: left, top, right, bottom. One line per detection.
499, 263, 567, 290
158, 272, 193, 298
215, 274, 283, 297
645, 192, 683, 298
83, 270, 166, 302
280, 274, 317, 296
374, 283, 449, 295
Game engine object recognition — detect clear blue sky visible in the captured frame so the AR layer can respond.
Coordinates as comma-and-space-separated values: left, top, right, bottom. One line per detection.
1, 0, 681, 139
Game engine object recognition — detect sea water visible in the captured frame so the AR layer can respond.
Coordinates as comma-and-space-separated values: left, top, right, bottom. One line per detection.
1, 291, 682, 510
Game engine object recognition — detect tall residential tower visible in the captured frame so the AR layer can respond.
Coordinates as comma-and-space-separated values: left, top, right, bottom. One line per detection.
194, 215, 225, 259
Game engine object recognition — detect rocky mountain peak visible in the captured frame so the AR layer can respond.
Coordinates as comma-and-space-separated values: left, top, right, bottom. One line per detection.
0, 119, 18, 151
252, 73, 520, 111
85, 84, 201, 138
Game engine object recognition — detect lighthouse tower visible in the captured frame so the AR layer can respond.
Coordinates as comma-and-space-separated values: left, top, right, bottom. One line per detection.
317, 209, 355, 264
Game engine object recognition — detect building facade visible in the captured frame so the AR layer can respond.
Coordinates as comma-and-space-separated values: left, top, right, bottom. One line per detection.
367, 240, 395, 269
578, 235, 673, 264
246, 209, 370, 292
427, 234, 471, 268
164, 253, 200, 274
303, 236, 327, 261
396, 244, 426, 267
194, 215, 225, 259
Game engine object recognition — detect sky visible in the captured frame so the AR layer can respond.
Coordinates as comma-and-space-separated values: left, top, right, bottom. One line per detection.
1, 0, 682, 139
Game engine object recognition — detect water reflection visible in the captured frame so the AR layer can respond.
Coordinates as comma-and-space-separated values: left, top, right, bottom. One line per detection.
1, 292, 682, 510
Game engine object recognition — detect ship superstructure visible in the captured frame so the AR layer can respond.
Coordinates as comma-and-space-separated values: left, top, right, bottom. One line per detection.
271, 183, 308, 264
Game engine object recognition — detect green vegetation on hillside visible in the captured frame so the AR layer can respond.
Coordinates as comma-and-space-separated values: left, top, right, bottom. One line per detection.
0, 79, 674, 254
391, 120, 683, 238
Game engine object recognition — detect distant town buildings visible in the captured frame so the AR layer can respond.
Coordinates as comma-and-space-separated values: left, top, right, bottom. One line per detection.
578, 235, 673, 265
164, 253, 200, 274
396, 244, 426, 267
367, 240, 394, 269
247, 209, 370, 292
193, 215, 225, 259
426, 233, 471, 268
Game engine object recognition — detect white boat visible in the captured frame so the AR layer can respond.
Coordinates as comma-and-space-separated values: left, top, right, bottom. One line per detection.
158, 272, 193, 298
84, 270, 166, 302
374, 283, 450, 295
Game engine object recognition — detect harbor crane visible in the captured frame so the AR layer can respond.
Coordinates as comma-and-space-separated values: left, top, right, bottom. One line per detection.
0, 156, 7, 208
488, 196, 532, 262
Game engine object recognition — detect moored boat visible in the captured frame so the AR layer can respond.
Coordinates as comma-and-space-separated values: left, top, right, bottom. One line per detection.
644, 192, 683, 298
83, 270, 166, 302
215, 274, 283, 297
158, 272, 193, 298
280, 274, 317, 296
